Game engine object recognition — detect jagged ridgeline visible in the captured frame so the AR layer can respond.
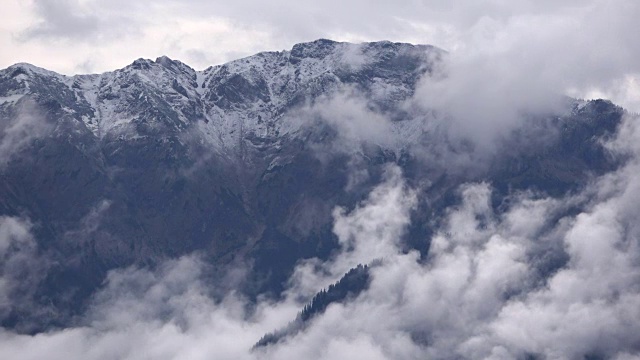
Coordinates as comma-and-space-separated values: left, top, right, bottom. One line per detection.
0, 39, 624, 332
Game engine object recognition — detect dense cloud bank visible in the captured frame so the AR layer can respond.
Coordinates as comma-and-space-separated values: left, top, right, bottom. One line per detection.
2, 2, 640, 355
2, 113, 640, 359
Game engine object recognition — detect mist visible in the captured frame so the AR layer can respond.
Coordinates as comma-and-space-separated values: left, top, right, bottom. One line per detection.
2, 2, 640, 358
0, 99, 53, 168
0, 113, 639, 359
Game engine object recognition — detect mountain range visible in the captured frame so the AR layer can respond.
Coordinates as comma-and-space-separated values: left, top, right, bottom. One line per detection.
0, 39, 624, 333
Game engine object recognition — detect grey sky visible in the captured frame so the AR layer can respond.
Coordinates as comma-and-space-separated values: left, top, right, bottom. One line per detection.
0, 0, 640, 110
2, 0, 639, 112
2, 3, 640, 358
1, 0, 619, 71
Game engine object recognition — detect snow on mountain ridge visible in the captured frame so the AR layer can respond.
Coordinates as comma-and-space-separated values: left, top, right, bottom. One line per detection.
0, 40, 442, 151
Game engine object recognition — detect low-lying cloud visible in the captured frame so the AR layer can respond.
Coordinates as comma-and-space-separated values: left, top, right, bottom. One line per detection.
1, 2, 640, 358
0, 99, 52, 168
2, 111, 640, 358
0, 216, 51, 328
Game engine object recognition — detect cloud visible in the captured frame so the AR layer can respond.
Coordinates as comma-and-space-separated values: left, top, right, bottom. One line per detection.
0, 99, 53, 168
20, 0, 100, 41
0, 166, 416, 359
2, 0, 278, 74
0, 255, 302, 360
2, 131, 640, 359
411, 1, 640, 152
287, 86, 397, 151
0, 216, 37, 317
2, 2, 640, 356
0, 216, 51, 328
286, 164, 416, 297
273, 141, 640, 359
477, 158, 640, 358
0, 0, 637, 117
17, 0, 142, 44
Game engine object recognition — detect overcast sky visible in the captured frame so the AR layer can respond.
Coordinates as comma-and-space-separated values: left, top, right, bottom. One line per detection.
2, 0, 640, 111
3, 2, 640, 358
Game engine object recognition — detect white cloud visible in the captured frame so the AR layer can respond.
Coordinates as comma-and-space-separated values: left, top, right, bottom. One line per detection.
1, 2, 640, 358
289, 86, 397, 151
2, 140, 640, 358
0, 99, 53, 168
1, 0, 638, 117
287, 164, 416, 297
412, 1, 640, 151
0, 216, 50, 324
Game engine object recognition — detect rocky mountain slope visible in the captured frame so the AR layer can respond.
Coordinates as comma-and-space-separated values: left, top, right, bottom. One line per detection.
0, 39, 624, 332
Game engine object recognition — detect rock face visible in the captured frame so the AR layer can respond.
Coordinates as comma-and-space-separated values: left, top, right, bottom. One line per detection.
0, 39, 624, 332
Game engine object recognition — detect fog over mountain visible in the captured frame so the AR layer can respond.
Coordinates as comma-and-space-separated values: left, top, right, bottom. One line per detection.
0, 38, 639, 359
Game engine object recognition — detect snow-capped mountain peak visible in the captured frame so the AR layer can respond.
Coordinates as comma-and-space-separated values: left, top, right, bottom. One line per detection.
1, 40, 440, 148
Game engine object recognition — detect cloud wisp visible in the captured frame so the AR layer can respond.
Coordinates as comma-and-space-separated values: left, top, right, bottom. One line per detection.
1, 2, 640, 355
0, 99, 53, 168
0, 216, 53, 332
2, 111, 640, 359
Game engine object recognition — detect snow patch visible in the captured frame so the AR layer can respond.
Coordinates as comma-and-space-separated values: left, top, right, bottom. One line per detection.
0, 94, 25, 105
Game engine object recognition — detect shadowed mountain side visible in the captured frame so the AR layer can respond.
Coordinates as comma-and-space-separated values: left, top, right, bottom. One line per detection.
0, 39, 626, 332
